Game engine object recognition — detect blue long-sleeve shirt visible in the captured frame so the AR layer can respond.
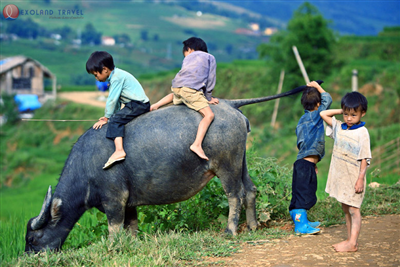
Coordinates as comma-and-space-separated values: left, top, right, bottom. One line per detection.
296, 92, 332, 161
104, 68, 149, 118
171, 51, 216, 101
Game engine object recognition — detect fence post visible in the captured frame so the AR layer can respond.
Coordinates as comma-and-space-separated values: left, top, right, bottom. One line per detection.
292, 46, 310, 84
352, 69, 358, 91
271, 70, 285, 128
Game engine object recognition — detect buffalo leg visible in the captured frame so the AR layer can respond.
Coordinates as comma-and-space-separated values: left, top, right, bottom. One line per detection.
241, 157, 258, 231
124, 206, 138, 236
219, 169, 244, 236
103, 192, 129, 239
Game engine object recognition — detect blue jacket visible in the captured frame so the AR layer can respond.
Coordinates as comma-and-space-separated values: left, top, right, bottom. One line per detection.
296, 92, 332, 161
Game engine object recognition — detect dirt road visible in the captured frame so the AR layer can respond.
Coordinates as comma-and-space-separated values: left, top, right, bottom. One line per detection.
58, 92, 107, 108
204, 214, 400, 266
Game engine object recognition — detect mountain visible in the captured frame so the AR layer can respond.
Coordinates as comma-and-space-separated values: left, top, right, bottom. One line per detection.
190, 0, 400, 36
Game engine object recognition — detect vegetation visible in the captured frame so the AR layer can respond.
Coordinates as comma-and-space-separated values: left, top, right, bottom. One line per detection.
258, 2, 336, 90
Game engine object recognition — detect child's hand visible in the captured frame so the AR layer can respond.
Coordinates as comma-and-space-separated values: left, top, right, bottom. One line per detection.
93, 117, 108, 130
150, 104, 159, 111
355, 179, 364, 193
307, 81, 321, 89
209, 97, 219, 105
307, 81, 325, 93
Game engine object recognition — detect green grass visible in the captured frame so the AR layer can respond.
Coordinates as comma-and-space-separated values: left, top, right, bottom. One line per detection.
1, 183, 398, 266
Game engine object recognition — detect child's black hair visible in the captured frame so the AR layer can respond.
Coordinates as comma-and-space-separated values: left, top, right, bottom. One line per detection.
86, 51, 115, 74
182, 37, 208, 54
341, 91, 368, 113
301, 87, 321, 111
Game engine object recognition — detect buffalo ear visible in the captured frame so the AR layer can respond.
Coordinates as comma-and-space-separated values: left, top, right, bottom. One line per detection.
50, 198, 62, 225
31, 186, 52, 230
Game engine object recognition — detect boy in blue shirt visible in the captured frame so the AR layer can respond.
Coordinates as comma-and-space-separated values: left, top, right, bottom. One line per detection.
86, 51, 150, 169
290, 80, 332, 234
150, 37, 219, 160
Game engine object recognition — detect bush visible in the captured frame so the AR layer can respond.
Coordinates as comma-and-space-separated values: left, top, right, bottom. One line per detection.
0, 94, 19, 125
248, 156, 292, 222
134, 152, 293, 234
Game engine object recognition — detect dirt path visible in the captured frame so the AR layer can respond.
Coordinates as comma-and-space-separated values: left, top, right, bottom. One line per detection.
58, 91, 108, 108
204, 214, 400, 266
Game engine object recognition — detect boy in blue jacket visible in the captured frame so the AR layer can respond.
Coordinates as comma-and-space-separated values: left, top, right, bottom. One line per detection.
86, 51, 150, 169
290, 81, 332, 234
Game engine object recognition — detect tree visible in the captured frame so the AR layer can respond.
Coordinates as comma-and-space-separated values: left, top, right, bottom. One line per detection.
114, 33, 131, 45
81, 23, 102, 45
5, 18, 40, 39
56, 25, 72, 40
140, 30, 148, 41
258, 2, 336, 89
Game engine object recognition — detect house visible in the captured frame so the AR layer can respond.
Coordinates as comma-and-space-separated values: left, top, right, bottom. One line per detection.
264, 27, 278, 36
101, 36, 116, 46
0, 56, 57, 102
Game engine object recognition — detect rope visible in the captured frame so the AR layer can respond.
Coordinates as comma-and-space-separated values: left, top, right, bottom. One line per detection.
22, 119, 98, 122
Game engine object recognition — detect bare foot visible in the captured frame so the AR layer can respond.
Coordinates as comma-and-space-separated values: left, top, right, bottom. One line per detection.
190, 145, 209, 160
332, 240, 346, 250
332, 240, 358, 252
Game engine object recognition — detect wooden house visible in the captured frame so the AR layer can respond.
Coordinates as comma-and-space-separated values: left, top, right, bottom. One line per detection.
0, 56, 57, 101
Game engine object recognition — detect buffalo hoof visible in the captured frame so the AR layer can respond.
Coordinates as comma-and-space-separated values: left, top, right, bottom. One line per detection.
247, 221, 259, 231
224, 228, 237, 236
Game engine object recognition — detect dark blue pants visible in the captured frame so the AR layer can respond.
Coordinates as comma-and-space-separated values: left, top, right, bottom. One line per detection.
289, 159, 318, 211
106, 100, 150, 140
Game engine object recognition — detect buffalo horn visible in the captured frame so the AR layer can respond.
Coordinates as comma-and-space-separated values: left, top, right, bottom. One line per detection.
31, 186, 53, 230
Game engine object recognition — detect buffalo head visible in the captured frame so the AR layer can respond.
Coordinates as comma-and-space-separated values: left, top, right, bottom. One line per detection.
25, 186, 65, 253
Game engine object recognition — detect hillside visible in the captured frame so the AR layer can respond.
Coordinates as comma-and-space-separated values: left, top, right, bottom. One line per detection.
0, 1, 266, 86
0, 31, 399, 267
1, 31, 399, 189
139, 32, 400, 186
2, 1, 399, 88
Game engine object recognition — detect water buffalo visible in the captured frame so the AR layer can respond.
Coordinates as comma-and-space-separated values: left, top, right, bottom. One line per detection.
25, 86, 303, 253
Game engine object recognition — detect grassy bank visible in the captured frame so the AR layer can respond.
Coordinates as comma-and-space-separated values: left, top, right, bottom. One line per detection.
2, 182, 399, 266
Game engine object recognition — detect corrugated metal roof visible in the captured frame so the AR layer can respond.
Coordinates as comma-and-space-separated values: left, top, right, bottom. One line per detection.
0, 56, 55, 78
0, 58, 12, 65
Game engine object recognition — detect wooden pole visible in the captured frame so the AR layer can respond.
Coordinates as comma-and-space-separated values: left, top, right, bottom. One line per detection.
22, 119, 97, 122
271, 70, 285, 128
292, 46, 310, 84
352, 69, 358, 91
53, 76, 57, 99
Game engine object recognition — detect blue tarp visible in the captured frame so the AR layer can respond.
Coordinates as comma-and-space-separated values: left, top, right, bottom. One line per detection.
14, 94, 42, 112
96, 81, 109, 92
